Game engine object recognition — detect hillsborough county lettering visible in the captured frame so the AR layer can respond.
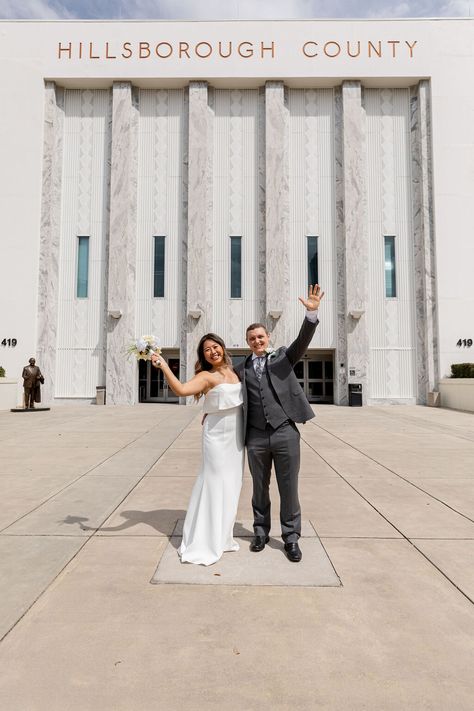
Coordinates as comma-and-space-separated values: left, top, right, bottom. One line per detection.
57, 39, 418, 61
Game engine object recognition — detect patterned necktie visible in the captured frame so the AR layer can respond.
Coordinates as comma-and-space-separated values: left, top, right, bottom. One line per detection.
254, 356, 265, 381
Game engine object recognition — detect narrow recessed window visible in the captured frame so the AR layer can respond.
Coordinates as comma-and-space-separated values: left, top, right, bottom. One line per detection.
307, 236, 319, 286
230, 236, 242, 298
384, 235, 396, 298
153, 236, 165, 298
76, 236, 89, 298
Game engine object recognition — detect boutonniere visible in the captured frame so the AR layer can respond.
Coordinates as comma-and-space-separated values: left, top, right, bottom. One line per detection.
265, 347, 277, 360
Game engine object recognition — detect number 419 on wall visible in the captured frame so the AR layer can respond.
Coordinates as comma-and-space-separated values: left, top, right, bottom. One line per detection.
1, 338, 17, 346
457, 339, 473, 347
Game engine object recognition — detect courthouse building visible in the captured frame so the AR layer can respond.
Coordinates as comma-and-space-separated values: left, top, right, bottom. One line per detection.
0, 18, 473, 406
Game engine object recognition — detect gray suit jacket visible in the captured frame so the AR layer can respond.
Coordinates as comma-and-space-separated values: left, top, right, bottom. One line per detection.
235, 317, 319, 433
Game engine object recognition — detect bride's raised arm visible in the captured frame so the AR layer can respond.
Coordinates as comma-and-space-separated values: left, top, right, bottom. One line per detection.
150, 354, 211, 398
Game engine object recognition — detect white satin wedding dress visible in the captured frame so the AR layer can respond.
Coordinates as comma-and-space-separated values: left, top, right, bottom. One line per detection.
178, 383, 244, 565
179, 383, 244, 566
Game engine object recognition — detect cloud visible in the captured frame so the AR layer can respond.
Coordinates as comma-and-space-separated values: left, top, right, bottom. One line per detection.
0, 0, 74, 19
91, 0, 474, 20
0, 0, 472, 20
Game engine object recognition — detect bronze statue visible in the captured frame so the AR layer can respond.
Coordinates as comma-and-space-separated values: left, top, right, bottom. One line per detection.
22, 358, 44, 409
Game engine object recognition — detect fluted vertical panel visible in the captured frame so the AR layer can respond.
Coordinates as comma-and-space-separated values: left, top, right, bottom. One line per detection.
37, 82, 64, 403
135, 89, 185, 347
265, 81, 290, 345
106, 82, 138, 404
366, 88, 416, 401
341, 82, 369, 402
186, 82, 213, 388
212, 88, 260, 348
55, 88, 111, 399
288, 88, 335, 347
411, 80, 438, 404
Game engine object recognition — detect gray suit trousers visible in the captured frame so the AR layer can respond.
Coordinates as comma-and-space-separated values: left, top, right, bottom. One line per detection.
246, 421, 301, 542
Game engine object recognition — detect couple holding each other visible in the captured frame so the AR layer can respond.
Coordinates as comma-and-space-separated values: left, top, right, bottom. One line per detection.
151, 284, 324, 566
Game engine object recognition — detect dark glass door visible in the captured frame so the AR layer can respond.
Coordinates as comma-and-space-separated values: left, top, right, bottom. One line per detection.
294, 353, 334, 404
139, 352, 180, 402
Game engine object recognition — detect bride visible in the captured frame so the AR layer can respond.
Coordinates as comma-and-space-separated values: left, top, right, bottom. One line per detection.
151, 334, 243, 566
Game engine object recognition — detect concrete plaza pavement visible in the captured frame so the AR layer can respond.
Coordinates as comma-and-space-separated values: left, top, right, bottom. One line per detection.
0, 403, 473, 710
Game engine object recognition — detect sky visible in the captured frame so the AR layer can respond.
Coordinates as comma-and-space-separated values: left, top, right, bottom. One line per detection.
0, 0, 473, 21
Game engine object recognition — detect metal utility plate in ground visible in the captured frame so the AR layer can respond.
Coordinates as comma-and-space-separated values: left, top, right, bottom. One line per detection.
151, 519, 341, 587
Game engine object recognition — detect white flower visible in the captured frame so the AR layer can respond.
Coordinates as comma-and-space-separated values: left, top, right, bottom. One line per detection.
265, 347, 276, 355
143, 335, 160, 352
127, 335, 163, 361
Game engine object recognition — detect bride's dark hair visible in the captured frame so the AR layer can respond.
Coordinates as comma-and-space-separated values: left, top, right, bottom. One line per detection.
193, 333, 233, 401
195, 333, 232, 376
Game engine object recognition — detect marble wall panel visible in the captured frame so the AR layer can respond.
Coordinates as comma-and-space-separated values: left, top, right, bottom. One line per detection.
36, 82, 64, 404
365, 88, 416, 401
257, 87, 266, 325
265, 81, 290, 345
179, 91, 189, 402
211, 88, 261, 348
55, 89, 111, 399
334, 87, 348, 405
288, 88, 336, 348
135, 89, 186, 348
411, 80, 439, 403
341, 81, 369, 402
185, 81, 213, 394
106, 82, 139, 404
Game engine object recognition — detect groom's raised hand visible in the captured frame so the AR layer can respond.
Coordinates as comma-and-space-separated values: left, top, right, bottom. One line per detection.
298, 284, 325, 311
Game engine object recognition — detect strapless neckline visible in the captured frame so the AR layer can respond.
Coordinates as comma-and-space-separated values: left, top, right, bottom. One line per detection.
210, 383, 241, 391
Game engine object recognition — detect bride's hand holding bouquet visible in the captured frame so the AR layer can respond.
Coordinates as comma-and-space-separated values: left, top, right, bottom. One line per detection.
127, 335, 161, 361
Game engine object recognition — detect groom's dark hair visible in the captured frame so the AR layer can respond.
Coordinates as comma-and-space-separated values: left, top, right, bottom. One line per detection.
246, 323, 269, 336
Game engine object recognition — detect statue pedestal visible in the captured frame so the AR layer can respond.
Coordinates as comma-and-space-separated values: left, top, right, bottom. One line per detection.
10, 407, 51, 413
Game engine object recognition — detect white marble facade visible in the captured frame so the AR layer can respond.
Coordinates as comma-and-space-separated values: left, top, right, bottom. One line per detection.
365, 88, 417, 402
37, 78, 436, 405
49, 87, 111, 400
37, 82, 64, 404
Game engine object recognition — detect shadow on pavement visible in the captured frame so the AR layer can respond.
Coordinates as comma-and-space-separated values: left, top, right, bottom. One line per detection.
61, 509, 187, 535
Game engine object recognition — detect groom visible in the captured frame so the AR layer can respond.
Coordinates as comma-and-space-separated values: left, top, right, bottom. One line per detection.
235, 284, 324, 562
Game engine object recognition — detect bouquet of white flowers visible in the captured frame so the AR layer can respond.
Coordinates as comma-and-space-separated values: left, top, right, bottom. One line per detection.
126, 335, 162, 361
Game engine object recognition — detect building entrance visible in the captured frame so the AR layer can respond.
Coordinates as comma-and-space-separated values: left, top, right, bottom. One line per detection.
139, 351, 180, 403
230, 350, 334, 405
294, 351, 334, 404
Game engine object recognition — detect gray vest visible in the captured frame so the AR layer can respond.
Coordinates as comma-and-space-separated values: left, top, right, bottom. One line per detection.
245, 358, 289, 430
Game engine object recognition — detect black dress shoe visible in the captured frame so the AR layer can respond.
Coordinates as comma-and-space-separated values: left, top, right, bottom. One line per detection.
284, 541, 302, 562
250, 535, 270, 552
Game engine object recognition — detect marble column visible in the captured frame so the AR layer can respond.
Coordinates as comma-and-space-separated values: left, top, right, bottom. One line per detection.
338, 81, 369, 404
411, 80, 439, 403
265, 81, 290, 344
106, 82, 139, 405
257, 86, 267, 323
334, 87, 347, 405
185, 82, 213, 395
36, 81, 64, 404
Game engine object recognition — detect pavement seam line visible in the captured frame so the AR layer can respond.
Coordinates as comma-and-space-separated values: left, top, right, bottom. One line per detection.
0, 409, 197, 534
76, 411, 201, 536
0, 412, 199, 642
307, 419, 474, 525
0, 536, 92, 643
302, 427, 474, 607
369, 407, 474, 444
